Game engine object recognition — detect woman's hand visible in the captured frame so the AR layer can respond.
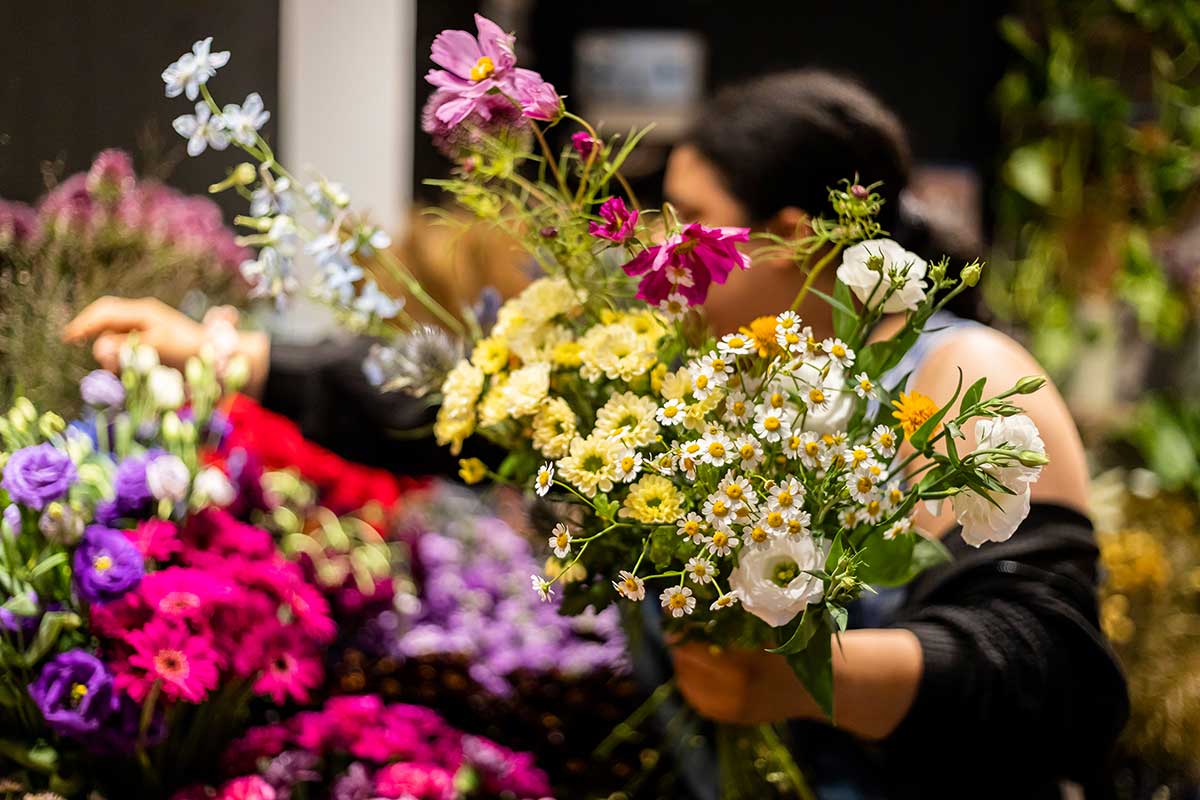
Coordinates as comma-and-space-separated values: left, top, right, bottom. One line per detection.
63, 296, 271, 398
671, 641, 816, 725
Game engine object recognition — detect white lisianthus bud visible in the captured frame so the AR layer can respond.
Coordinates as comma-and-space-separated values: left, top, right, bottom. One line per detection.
192, 467, 235, 508
223, 354, 251, 392
836, 239, 928, 313
147, 366, 186, 410
39, 502, 84, 545
120, 343, 160, 375
952, 414, 1046, 547
146, 454, 190, 503
185, 356, 206, 387
161, 411, 182, 445
728, 534, 826, 628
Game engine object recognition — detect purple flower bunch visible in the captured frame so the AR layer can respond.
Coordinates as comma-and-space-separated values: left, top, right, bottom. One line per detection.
367, 483, 627, 696
175, 694, 552, 800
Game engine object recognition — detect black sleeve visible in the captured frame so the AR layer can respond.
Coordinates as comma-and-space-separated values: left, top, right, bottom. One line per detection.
883, 505, 1128, 793
261, 337, 499, 476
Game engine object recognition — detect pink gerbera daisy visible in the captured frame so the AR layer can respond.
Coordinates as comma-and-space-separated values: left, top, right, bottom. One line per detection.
123, 519, 182, 561
237, 622, 324, 705
621, 222, 750, 306
120, 619, 221, 703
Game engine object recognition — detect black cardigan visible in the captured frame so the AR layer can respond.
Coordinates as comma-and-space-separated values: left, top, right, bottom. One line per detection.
263, 340, 1129, 799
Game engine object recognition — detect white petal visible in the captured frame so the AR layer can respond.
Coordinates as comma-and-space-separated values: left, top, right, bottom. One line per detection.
187, 133, 207, 157
172, 114, 198, 137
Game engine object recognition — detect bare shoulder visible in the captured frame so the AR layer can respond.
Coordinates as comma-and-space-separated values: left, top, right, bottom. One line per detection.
912, 325, 1092, 515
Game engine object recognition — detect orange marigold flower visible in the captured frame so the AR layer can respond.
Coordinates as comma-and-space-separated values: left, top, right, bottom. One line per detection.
744, 316, 780, 358
892, 391, 939, 438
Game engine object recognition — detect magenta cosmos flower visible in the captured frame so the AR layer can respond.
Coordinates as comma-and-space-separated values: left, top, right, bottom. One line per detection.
589, 197, 638, 243
622, 223, 751, 306
425, 14, 516, 126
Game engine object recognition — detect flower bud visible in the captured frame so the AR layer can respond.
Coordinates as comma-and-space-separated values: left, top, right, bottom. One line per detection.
849, 184, 868, 199
185, 356, 206, 388
209, 162, 258, 193
960, 262, 982, 287
161, 411, 182, 445
223, 355, 251, 392
39, 501, 84, 545
193, 467, 235, 508
234, 214, 274, 232
458, 458, 486, 485
147, 366, 186, 411
928, 260, 947, 283
38, 412, 66, 439
120, 343, 159, 375
539, 226, 558, 239
77, 463, 109, 488
1017, 450, 1050, 468
1014, 375, 1047, 394
146, 454, 190, 503
14, 397, 37, 426
865, 254, 885, 272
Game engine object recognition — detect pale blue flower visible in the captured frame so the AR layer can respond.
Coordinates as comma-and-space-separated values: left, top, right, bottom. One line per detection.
161, 37, 230, 101
250, 177, 293, 217
316, 261, 364, 305
172, 103, 229, 157
240, 247, 297, 302
221, 92, 270, 147
353, 280, 404, 321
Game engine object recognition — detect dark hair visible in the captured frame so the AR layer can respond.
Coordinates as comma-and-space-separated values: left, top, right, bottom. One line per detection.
682, 69, 982, 317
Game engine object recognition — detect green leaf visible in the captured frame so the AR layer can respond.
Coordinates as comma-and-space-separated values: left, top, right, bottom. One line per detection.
807, 285, 858, 321
648, 526, 679, 570
832, 281, 856, 342
856, 530, 953, 587
828, 605, 849, 633
960, 377, 986, 413
23, 611, 81, 667
786, 619, 834, 719
28, 552, 68, 581
910, 368, 963, 452
766, 607, 820, 655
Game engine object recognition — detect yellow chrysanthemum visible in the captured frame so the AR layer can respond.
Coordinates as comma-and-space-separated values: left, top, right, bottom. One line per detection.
471, 336, 510, 375
552, 340, 583, 368
594, 392, 661, 447
745, 316, 780, 358
620, 474, 686, 525
532, 397, 577, 458
433, 408, 476, 455
501, 362, 551, 417
659, 367, 693, 400
650, 363, 668, 394
891, 390, 939, 438
556, 434, 623, 497
477, 378, 510, 428
577, 323, 657, 383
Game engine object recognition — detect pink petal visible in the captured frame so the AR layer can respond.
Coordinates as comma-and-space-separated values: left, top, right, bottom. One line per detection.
474, 14, 516, 71
622, 247, 658, 277
430, 29, 483, 77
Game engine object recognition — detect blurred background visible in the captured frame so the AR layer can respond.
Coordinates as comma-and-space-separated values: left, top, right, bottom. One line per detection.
2, 1, 1199, 796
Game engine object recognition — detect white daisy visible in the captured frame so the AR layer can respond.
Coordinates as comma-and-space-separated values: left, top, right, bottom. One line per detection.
760, 509, 789, 539
734, 435, 764, 471
656, 399, 687, 427
676, 512, 707, 544
846, 471, 881, 504
752, 405, 794, 443
860, 498, 886, 524
710, 591, 740, 611
781, 432, 806, 461
702, 353, 735, 379
853, 372, 874, 399
548, 523, 573, 558
784, 510, 813, 539
702, 492, 738, 532
744, 523, 772, 550
871, 424, 899, 458
698, 430, 734, 467
658, 292, 690, 321
665, 263, 695, 287
613, 570, 647, 601
821, 337, 856, 368
797, 432, 823, 469
801, 383, 832, 414
882, 480, 906, 511
705, 528, 739, 557
531, 575, 555, 602
775, 325, 805, 355
839, 508, 860, 530
685, 557, 716, 585
722, 391, 753, 427
534, 463, 555, 497
614, 450, 643, 483
717, 473, 756, 511
884, 516, 914, 540
659, 585, 697, 618
767, 478, 805, 515
718, 332, 755, 357
775, 310, 802, 332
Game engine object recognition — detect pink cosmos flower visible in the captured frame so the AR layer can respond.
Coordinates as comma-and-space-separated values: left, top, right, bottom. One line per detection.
510, 68, 561, 121
571, 131, 599, 160
123, 519, 182, 561
119, 619, 221, 703
621, 222, 751, 306
425, 14, 517, 126
588, 197, 638, 243
236, 621, 324, 704
373, 762, 456, 800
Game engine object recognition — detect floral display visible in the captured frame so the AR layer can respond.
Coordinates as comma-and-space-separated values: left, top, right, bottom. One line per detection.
175, 694, 551, 800
162, 18, 1061, 796
0, 149, 244, 413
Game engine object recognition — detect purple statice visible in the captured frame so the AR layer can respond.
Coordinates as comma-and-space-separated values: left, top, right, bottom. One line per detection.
421, 89, 528, 159
1, 443, 77, 510
377, 483, 627, 696
38, 174, 95, 234
2, 504, 19, 534
80, 369, 125, 409
0, 200, 37, 246
28, 650, 120, 738
72, 524, 144, 604
261, 750, 321, 800
331, 762, 374, 800
85, 149, 136, 203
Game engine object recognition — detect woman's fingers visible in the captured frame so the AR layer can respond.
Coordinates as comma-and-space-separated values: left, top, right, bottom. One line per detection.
63, 296, 153, 342
92, 332, 128, 371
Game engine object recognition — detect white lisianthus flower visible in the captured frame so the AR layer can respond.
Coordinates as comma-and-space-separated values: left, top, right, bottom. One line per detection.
729, 534, 826, 627
120, 343, 159, 375
952, 414, 1046, 547
147, 366, 186, 410
146, 454, 190, 503
837, 239, 928, 313
192, 467, 236, 508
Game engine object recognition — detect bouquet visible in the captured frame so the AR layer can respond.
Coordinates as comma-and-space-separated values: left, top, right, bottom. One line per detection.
0, 348, 335, 797
175, 694, 552, 800
166, 19, 1052, 795
0, 150, 245, 413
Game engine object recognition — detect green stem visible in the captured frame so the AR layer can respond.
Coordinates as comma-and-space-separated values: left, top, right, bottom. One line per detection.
790, 244, 843, 312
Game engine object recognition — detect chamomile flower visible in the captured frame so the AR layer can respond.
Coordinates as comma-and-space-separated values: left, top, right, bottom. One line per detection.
781, 432, 806, 461
717, 474, 756, 510
548, 523, 573, 558
775, 325, 805, 354
797, 432, 823, 469
847, 471, 882, 504
821, 338, 855, 368
675, 451, 700, 481
658, 292, 689, 321
718, 332, 755, 357
882, 480, 906, 511
705, 529, 739, 557
665, 263, 696, 287
734, 435, 764, 471
710, 591, 740, 611
753, 405, 794, 443
784, 510, 813, 539
656, 399, 686, 427
760, 509, 788, 538
531, 575, 555, 602
764, 384, 788, 410
534, 463, 555, 496
884, 516, 914, 540
676, 513, 707, 545
613, 570, 647, 601
702, 493, 738, 532
871, 424, 899, 458
839, 508, 860, 530
685, 557, 716, 585
614, 450, 643, 483
802, 384, 832, 414
745, 523, 772, 549
767, 478, 805, 515
775, 311, 802, 332
660, 586, 697, 618
698, 430, 735, 467
847, 445, 874, 469
860, 460, 887, 482
853, 372, 874, 399
723, 391, 753, 427
798, 326, 823, 360
860, 498, 886, 524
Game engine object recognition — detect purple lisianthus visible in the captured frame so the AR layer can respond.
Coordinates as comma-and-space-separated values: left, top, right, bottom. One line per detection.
3, 504, 19, 534
73, 524, 144, 604
28, 650, 120, 738
0, 589, 40, 637
80, 370, 125, 409
1, 443, 76, 510
571, 131, 599, 160
99, 450, 162, 522
588, 197, 639, 243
